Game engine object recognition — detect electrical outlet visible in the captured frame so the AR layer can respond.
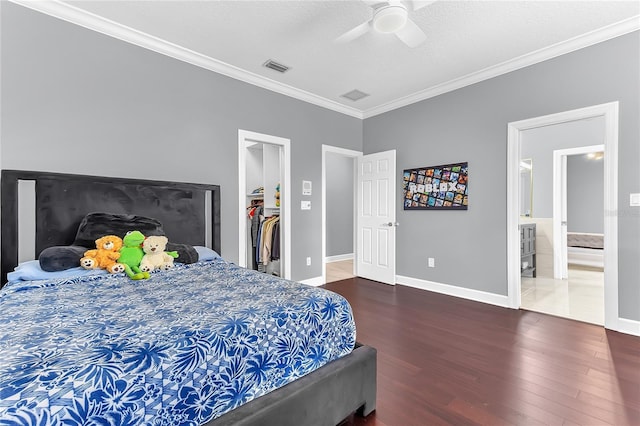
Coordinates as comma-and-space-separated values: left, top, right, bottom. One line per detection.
306, 257, 311, 266
428, 257, 435, 268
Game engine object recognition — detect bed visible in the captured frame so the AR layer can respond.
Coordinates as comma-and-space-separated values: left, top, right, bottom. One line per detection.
0, 170, 376, 426
567, 232, 604, 269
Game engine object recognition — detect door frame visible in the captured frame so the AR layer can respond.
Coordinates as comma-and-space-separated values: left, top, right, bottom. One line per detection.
321, 144, 362, 284
552, 144, 604, 280
507, 102, 619, 330
238, 129, 291, 280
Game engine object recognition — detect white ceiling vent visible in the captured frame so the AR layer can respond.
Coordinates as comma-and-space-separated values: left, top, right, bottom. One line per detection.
341, 89, 370, 102
263, 59, 290, 73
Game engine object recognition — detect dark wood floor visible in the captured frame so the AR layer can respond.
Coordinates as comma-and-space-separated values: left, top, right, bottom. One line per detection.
324, 277, 640, 426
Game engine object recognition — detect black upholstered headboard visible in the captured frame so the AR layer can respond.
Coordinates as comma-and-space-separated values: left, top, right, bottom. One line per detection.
1, 170, 221, 284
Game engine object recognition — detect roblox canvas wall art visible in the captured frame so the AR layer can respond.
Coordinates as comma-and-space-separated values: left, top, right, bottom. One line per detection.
403, 162, 468, 210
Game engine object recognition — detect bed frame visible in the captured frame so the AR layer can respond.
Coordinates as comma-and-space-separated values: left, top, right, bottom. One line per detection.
568, 246, 604, 268
567, 232, 604, 269
0, 169, 221, 284
0, 169, 377, 426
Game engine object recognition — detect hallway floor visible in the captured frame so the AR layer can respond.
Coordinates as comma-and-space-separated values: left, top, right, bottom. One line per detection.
521, 265, 604, 325
326, 259, 355, 283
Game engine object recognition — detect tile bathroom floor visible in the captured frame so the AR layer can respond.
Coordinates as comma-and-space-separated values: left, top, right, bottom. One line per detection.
521, 265, 604, 325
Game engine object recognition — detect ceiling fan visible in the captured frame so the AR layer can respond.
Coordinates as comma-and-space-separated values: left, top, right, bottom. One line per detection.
335, 0, 434, 48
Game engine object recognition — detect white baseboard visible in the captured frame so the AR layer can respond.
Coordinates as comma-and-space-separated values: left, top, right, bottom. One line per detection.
299, 276, 324, 287
396, 275, 639, 337
616, 318, 640, 337
395, 275, 510, 308
325, 253, 354, 263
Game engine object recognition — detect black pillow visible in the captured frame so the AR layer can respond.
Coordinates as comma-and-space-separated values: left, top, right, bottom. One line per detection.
39, 245, 88, 272
38, 212, 198, 271
73, 212, 165, 248
166, 242, 199, 264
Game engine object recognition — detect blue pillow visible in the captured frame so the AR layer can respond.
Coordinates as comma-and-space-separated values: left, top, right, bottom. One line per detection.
8, 248, 219, 284
194, 246, 220, 261
7, 260, 107, 283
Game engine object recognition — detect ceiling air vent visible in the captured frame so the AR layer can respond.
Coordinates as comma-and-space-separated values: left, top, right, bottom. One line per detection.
263, 59, 290, 73
341, 89, 370, 102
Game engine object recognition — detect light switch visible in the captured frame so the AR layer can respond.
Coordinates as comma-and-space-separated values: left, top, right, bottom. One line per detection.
302, 180, 312, 196
630, 193, 640, 207
301, 200, 311, 210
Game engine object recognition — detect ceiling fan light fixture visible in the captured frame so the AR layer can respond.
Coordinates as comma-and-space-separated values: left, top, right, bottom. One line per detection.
373, 5, 408, 34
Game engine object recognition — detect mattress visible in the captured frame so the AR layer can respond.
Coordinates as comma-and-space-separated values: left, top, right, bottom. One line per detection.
567, 232, 604, 249
0, 258, 356, 424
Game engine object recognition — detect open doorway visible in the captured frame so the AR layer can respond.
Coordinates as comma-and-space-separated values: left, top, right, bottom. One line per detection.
238, 130, 291, 280
519, 137, 605, 324
322, 146, 398, 286
322, 145, 360, 284
507, 102, 619, 330
553, 145, 605, 280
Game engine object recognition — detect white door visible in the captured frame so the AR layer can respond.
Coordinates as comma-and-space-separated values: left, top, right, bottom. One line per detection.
356, 150, 397, 285
560, 154, 569, 279
553, 150, 570, 279
552, 144, 603, 280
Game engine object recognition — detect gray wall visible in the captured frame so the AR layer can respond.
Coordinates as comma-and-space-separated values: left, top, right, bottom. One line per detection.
326, 153, 354, 257
2, 3, 638, 321
567, 155, 604, 234
364, 31, 640, 321
0, 2, 363, 282
520, 116, 605, 218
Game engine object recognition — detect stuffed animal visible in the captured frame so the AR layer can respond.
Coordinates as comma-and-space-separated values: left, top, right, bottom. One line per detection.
80, 235, 125, 274
119, 230, 150, 280
140, 236, 179, 272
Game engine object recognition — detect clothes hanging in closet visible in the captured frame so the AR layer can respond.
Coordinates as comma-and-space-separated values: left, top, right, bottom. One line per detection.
261, 216, 280, 265
255, 216, 280, 272
271, 221, 280, 261
248, 204, 264, 270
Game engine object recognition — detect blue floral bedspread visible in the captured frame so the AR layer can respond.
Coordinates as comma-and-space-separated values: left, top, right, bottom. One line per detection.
0, 259, 356, 425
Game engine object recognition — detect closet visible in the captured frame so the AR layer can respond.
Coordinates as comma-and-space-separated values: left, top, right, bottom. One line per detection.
245, 142, 283, 276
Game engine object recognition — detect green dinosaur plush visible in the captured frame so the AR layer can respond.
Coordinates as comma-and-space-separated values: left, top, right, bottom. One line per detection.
119, 230, 150, 280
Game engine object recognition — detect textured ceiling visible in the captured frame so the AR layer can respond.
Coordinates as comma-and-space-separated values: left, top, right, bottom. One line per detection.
51, 1, 640, 117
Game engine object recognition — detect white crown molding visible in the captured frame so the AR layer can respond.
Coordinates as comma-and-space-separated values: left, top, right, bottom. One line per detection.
10, 0, 365, 119
11, 1, 638, 120
363, 15, 640, 119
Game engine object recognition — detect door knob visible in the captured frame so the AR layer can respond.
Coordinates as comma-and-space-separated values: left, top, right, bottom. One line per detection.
384, 222, 400, 227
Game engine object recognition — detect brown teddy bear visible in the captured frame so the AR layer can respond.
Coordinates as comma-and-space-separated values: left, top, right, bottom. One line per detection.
80, 235, 125, 274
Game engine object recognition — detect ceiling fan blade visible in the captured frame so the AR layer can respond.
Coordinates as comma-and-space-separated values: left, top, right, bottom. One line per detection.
335, 20, 372, 44
362, 0, 387, 7
395, 18, 426, 48
410, 0, 436, 11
